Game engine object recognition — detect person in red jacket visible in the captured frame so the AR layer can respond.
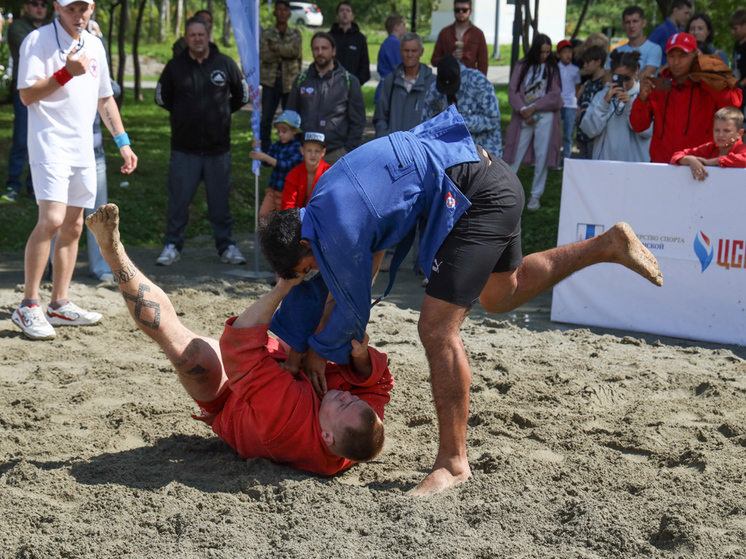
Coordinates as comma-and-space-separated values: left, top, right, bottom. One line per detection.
281, 132, 332, 210
85, 203, 393, 476
630, 32, 743, 163
671, 106, 746, 180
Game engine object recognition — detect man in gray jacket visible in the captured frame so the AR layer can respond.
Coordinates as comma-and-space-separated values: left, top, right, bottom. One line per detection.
287, 32, 365, 164
374, 33, 435, 138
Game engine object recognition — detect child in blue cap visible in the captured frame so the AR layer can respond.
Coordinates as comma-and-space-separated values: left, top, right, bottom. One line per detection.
251, 109, 303, 218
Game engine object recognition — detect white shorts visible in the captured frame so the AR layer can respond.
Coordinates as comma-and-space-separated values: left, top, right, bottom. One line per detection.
31, 162, 97, 209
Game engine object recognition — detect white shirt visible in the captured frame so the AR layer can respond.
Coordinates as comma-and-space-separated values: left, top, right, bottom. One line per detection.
558, 61, 580, 109
18, 20, 113, 167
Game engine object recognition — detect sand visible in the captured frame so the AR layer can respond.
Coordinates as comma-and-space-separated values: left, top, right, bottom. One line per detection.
2, 245, 746, 558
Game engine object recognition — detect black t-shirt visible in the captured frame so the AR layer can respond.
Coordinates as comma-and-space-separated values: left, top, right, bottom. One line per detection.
732, 40, 746, 107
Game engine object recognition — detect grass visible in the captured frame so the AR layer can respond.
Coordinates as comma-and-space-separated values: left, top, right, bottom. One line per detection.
0, 84, 561, 256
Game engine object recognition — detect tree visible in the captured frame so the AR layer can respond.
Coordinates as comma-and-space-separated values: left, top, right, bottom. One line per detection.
174, 0, 183, 37
222, 8, 232, 48
132, 0, 148, 101
116, 0, 129, 100
158, 0, 169, 42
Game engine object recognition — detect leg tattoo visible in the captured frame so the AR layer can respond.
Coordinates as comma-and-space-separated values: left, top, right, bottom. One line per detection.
113, 261, 138, 285
123, 284, 161, 331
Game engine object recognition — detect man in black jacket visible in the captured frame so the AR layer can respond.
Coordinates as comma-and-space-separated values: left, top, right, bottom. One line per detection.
155, 16, 249, 267
286, 32, 365, 164
329, 2, 370, 85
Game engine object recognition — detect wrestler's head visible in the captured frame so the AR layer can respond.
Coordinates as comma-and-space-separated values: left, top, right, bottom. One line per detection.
259, 209, 315, 280
319, 390, 385, 462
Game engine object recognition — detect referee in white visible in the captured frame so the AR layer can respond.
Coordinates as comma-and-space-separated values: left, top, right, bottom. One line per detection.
11, 0, 138, 340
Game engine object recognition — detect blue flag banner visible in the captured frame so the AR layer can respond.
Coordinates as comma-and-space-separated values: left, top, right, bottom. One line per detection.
226, 0, 261, 175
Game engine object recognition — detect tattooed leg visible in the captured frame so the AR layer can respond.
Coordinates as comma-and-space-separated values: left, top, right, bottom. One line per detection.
85, 204, 228, 401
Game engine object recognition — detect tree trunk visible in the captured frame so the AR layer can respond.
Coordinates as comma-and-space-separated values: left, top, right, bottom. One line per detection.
175, 0, 184, 37
207, 0, 215, 42
222, 8, 231, 48
570, 0, 592, 41
158, 0, 169, 42
108, 1, 120, 79
117, 0, 129, 105
133, 0, 148, 102
148, 0, 153, 43
521, 0, 539, 53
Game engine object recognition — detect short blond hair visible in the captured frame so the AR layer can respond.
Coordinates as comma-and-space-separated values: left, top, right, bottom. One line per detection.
714, 106, 744, 130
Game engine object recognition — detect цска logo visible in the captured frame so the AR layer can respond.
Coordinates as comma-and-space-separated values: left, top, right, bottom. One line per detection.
694, 231, 745, 272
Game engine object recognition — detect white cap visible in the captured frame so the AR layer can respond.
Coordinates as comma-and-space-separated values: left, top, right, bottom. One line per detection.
55, 0, 94, 6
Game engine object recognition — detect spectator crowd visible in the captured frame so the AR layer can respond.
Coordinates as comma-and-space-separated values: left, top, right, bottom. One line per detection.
3, 0, 746, 341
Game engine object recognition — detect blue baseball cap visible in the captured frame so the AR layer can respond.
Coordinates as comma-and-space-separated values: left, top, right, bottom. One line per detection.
274, 110, 302, 132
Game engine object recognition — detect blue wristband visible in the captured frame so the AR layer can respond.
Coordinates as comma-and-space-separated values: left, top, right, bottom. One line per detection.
114, 133, 131, 149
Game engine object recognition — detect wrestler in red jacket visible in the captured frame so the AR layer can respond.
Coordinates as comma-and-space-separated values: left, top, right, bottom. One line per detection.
85, 203, 394, 476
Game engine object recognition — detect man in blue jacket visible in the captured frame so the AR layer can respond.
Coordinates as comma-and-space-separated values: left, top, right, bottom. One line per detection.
259, 107, 663, 495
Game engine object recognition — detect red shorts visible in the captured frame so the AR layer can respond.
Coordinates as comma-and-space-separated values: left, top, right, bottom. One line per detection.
191, 387, 232, 426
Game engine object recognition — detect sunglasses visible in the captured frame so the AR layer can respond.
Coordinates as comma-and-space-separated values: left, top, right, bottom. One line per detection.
30, 1, 47, 7
454, 7, 470, 13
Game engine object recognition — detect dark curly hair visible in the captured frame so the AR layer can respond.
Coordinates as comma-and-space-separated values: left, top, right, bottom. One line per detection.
258, 209, 313, 280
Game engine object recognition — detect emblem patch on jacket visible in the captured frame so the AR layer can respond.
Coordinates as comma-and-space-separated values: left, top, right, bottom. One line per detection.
445, 192, 457, 211
211, 70, 227, 86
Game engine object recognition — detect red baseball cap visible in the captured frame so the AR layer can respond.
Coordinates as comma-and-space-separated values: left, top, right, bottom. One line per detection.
557, 40, 573, 52
666, 33, 697, 54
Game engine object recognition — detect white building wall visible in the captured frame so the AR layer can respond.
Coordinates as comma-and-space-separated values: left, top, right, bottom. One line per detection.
429, 0, 568, 48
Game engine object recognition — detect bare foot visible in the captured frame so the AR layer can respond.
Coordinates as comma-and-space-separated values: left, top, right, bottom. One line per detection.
85, 204, 126, 266
408, 462, 472, 497
610, 222, 663, 287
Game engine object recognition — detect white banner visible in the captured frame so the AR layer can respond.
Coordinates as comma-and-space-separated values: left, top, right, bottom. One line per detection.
552, 159, 746, 346
226, 0, 261, 175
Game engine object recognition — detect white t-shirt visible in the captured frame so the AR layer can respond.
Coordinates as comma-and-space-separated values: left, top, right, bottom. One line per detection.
18, 20, 113, 167
558, 61, 581, 109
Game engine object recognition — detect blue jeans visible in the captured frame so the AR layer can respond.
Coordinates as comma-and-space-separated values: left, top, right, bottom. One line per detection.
84, 146, 113, 278
6, 90, 33, 195
561, 107, 577, 163
260, 80, 289, 152
165, 150, 235, 254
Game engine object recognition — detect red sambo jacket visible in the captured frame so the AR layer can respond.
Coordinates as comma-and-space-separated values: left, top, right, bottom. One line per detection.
214, 319, 394, 475
630, 68, 742, 163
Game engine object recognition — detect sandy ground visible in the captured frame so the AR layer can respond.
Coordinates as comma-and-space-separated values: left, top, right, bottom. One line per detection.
2, 237, 746, 558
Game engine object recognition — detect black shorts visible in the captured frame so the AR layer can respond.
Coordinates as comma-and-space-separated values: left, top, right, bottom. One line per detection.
425, 147, 525, 308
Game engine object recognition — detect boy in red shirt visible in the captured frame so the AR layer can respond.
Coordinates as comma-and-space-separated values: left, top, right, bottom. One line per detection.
281, 132, 332, 210
670, 106, 746, 181
85, 203, 393, 475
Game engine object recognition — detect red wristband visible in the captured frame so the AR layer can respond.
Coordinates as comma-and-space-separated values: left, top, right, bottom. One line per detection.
53, 67, 73, 86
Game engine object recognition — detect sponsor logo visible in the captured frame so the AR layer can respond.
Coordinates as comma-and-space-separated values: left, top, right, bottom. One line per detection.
693, 231, 714, 273
300, 86, 315, 95
431, 259, 443, 273
210, 70, 227, 86
89, 58, 98, 77
576, 223, 604, 241
635, 233, 686, 252
320, 119, 326, 127
692, 231, 745, 272
445, 192, 457, 210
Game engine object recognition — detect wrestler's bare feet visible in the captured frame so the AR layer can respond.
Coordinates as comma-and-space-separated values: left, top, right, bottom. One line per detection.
408, 457, 472, 496
608, 222, 663, 287
85, 204, 127, 268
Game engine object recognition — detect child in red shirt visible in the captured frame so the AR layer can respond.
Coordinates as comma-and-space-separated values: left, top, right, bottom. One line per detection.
671, 106, 746, 181
281, 132, 332, 209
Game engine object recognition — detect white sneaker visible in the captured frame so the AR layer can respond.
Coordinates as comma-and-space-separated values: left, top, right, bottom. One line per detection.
220, 244, 247, 265
46, 301, 103, 326
156, 243, 180, 266
12, 305, 56, 340
526, 196, 541, 211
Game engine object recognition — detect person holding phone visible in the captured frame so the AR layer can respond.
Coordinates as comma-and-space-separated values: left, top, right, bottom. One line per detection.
580, 51, 652, 162
630, 32, 742, 163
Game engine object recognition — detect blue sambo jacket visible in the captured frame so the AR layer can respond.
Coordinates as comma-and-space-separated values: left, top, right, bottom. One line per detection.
270, 106, 480, 364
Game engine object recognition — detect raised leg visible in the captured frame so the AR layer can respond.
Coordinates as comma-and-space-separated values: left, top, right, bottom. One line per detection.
410, 295, 473, 496
479, 222, 662, 314
86, 204, 227, 402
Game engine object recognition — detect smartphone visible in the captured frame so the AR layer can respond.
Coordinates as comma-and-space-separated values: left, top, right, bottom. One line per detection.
612, 74, 625, 88
649, 77, 672, 92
